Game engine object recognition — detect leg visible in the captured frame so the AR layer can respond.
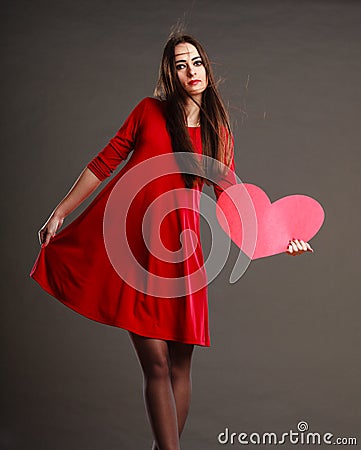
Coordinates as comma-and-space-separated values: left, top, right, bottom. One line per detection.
128, 332, 180, 450
168, 340, 194, 437
151, 340, 195, 450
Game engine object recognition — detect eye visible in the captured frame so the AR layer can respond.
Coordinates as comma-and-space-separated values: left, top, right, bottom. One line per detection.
175, 63, 186, 70
194, 59, 203, 66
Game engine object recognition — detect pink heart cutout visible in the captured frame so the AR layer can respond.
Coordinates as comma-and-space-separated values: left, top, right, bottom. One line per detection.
216, 183, 325, 260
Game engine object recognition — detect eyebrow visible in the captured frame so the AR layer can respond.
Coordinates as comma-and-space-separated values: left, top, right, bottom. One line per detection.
174, 55, 202, 62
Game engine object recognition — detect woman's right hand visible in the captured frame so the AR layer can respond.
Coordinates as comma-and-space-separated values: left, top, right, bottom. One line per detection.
36, 167, 102, 248
38, 213, 65, 247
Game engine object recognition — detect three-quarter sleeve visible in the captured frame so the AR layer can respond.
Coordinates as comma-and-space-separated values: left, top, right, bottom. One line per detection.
86, 97, 149, 181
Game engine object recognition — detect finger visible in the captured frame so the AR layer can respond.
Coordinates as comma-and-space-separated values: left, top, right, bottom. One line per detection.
294, 239, 303, 251
291, 240, 302, 255
40, 229, 48, 243
41, 229, 52, 246
45, 233, 53, 245
291, 241, 298, 252
299, 239, 308, 251
287, 245, 298, 256
43, 232, 50, 246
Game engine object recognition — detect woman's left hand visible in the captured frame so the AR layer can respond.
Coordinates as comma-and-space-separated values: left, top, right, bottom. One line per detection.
286, 239, 314, 256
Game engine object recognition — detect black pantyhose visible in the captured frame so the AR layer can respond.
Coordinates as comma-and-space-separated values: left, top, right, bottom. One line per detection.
128, 332, 194, 450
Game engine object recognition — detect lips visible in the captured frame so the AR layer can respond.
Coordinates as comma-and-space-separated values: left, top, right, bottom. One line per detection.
188, 80, 201, 85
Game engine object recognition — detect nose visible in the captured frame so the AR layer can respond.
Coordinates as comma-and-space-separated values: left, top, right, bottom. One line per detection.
187, 65, 196, 77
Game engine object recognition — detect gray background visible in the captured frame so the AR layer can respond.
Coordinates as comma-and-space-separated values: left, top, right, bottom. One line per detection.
2, 0, 360, 449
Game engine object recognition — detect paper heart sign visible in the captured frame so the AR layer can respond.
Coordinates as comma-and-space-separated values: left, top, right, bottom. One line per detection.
216, 183, 325, 260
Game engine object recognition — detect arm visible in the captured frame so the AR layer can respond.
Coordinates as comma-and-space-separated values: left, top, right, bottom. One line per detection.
38, 97, 149, 247
51, 167, 102, 218
38, 167, 102, 246
213, 143, 237, 201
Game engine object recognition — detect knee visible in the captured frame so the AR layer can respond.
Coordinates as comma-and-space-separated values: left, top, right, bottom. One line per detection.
143, 357, 171, 380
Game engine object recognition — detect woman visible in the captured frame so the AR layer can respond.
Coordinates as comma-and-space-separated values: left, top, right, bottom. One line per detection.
30, 33, 313, 450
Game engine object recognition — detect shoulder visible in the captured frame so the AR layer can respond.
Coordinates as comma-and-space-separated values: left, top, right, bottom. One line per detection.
132, 96, 166, 123
124, 97, 162, 124
138, 96, 165, 111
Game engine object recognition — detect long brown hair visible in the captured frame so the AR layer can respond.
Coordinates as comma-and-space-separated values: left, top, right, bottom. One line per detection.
154, 33, 233, 189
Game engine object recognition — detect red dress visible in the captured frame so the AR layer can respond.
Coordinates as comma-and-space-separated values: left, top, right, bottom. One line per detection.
29, 97, 236, 347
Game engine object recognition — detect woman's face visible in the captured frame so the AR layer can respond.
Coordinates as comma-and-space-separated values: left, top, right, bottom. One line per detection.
174, 42, 208, 99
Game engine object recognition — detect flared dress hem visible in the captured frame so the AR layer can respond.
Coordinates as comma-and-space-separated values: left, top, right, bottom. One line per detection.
30, 270, 211, 347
